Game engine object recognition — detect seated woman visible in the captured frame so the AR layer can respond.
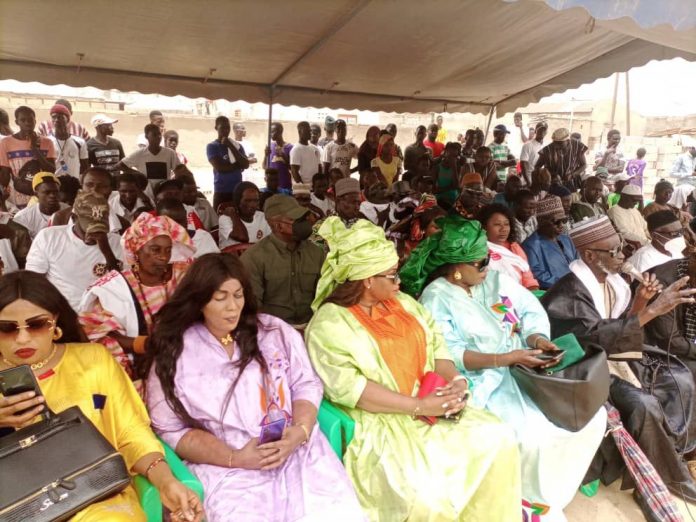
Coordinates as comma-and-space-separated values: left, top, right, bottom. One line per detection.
402, 216, 606, 520
305, 217, 521, 521
0, 271, 203, 522
145, 254, 364, 522
79, 212, 195, 378
477, 203, 539, 290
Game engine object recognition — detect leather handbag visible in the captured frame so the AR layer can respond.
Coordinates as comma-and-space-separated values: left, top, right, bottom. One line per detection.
0, 405, 130, 522
511, 342, 610, 432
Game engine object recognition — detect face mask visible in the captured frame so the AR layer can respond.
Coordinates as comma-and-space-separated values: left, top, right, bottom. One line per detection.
664, 236, 686, 258
292, 219, 313, 241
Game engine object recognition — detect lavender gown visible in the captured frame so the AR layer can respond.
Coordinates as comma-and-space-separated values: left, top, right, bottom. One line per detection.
146, 316, 365, 522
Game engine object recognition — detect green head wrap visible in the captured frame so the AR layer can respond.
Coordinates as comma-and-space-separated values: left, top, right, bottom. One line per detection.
399, 216, 488, 297
312, 217, 399, 311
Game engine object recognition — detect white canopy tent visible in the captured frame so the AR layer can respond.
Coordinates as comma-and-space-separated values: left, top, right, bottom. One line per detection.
0, 0, 694, 116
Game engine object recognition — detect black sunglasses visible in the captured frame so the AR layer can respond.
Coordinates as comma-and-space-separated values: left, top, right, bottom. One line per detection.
587, 244, 623, 258
465, 255, 490, 273
553, 217, 569, 226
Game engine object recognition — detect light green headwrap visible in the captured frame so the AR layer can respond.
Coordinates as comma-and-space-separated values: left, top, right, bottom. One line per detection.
312, 217, 398, 311
399, 215, 488, 297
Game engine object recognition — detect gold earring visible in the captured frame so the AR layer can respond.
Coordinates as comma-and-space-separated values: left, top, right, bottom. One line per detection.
453, 271, 462, 281
53, 326, 63, 341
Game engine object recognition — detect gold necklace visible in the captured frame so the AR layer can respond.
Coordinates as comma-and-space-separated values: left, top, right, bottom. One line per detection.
1, 344, 57, 371
219, 333, 235, 346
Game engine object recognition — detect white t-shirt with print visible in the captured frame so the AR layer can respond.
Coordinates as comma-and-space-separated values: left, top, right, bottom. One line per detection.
322, 141, 358, 177
218, 211, 271, 249
122, 147, 180, 182
290, 143, 322, 184
49, 135, 88, 178
12, 202, 69, 239
25, 225, 124, 310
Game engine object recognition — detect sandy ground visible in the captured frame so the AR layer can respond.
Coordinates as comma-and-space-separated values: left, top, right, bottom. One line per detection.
565, 481, 696, 521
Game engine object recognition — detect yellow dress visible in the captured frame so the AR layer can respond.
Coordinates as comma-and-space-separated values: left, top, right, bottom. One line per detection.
306, 294, 521, 521
37, 343, 162, 521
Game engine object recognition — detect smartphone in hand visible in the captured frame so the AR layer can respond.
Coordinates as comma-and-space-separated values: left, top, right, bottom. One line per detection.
0, 364, 44, 416
258, 417, 286, 444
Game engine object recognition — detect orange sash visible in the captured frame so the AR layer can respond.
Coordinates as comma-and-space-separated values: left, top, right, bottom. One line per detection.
349, 299, 427, 395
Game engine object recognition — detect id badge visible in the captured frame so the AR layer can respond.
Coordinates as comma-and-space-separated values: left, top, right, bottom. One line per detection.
60, 160, 68, 172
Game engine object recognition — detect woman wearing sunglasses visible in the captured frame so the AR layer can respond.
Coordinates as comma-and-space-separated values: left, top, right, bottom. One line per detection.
306, 217, 521, 521
405, 216, 606, 521
0, 271, 204, 521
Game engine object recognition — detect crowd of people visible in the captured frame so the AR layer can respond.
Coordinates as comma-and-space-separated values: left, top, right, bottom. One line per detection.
1, 99, 696, 521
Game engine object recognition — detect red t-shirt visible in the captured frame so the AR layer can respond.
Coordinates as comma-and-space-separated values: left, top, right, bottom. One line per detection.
423, 139, 444, 158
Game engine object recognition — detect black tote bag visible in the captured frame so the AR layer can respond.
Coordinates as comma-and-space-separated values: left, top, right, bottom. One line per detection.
0, 405, 130, 522
511, 343, 610, 432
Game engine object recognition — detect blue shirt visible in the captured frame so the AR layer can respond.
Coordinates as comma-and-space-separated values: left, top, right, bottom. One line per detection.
522, 232, 578, 290
206, 140, 246, 193
493, 193, 512, 208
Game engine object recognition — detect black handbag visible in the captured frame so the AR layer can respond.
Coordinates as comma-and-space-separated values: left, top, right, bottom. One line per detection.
0, 405, 131, 522
511, 343, 610, 432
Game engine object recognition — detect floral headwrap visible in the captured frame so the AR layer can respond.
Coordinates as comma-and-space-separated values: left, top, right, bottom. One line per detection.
122, 212, 195, 266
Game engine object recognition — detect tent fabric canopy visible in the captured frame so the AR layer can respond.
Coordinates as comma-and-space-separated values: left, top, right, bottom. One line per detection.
1, 0, 694, 115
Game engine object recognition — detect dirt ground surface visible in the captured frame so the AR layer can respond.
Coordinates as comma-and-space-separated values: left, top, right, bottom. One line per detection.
565, 481, 696, 521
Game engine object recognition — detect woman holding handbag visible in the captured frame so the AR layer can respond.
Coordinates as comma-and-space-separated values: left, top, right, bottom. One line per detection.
305, 217, 521, 521
401, 215, 606, 521
0, 270, 203, 521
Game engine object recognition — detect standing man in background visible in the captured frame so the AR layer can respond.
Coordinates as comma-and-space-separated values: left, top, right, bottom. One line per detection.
48, 104, 89, 178
38, 98, 90, 140
519, 122, 547, 186
489, 124, 516, 185
87, 114, 124, 174
206, 116, 249, 210
594, 129, 625, 175
135, 110, 166, 148
233, 122, 257, 167
318, 116, 336, 148
290, 121, 322, 185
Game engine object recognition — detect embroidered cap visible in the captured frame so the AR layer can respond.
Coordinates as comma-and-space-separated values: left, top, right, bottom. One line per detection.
535, 195, 566, 220
569, 216, 618, 249
73, 191, 109, 234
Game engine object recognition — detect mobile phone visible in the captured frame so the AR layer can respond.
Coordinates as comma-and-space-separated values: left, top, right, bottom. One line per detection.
0, 364, 44, 416
536, 351, 564, 362
259, 417, 286, 444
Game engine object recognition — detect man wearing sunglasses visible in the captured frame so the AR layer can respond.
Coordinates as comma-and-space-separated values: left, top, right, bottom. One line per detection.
542, 215, 696, 507
627, 210, 685, 274
522, 196, 577, 290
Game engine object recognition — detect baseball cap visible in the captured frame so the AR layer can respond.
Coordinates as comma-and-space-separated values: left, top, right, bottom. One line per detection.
535, 121, 548, 130
91, 113, 119, 126
324, 115, 336, 128
32, 172, 61, 192
493, 124, 510, 134
72, 191, 109, 234
264, 194, 309, 221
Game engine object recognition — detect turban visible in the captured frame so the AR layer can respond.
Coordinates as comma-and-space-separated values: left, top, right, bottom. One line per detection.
122, 212, 195, 266
312, 217, 398, 311
400, 216, 487, 297
569, 216, 618, 249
